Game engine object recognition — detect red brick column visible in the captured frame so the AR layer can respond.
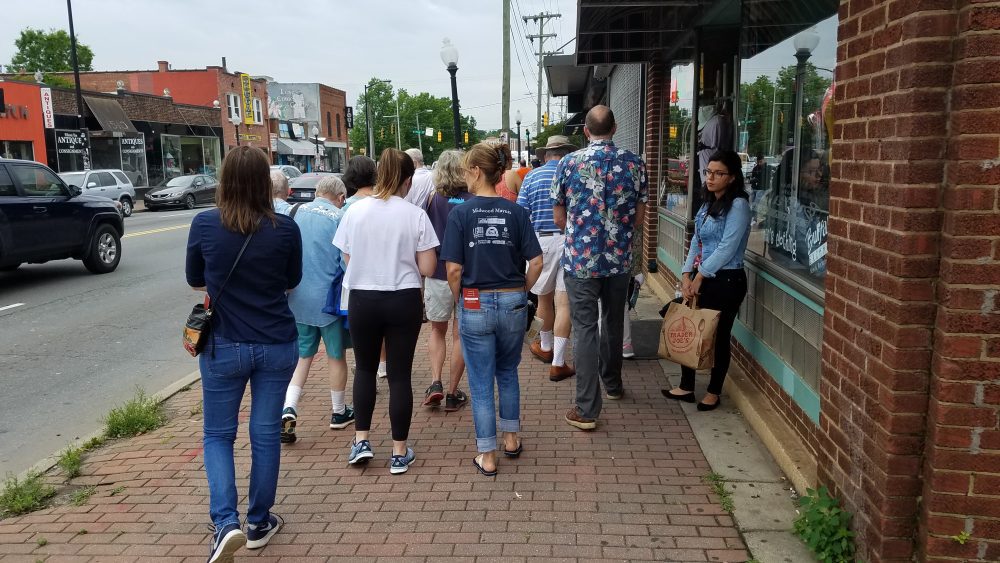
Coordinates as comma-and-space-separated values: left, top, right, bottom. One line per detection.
643, 58, 666, 270
920, 2, 1000, 561
823, 1, 959, 561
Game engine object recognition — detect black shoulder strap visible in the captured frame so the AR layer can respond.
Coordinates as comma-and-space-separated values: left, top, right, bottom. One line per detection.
289, 202, 304, 218
209, 231, 254, 312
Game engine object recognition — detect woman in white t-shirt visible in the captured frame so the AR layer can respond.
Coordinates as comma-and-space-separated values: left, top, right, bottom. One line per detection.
333, 148, 439, 475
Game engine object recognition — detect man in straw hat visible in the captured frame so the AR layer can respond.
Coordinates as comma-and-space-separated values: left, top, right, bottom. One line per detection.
516, 135, 578, 382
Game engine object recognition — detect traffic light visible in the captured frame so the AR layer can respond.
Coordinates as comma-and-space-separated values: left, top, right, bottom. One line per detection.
379, 127, 385, 140
464, 131, 469, 144
437, 130, 442, 142
543, 112, 549, 127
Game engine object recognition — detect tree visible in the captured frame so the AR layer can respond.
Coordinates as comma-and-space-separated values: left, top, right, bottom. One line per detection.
532, 121, 584, 156
8, 28, 94, 74
736, 64, 832, 158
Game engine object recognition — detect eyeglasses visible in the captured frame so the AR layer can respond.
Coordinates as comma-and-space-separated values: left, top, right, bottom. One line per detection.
705, 170, 730, 178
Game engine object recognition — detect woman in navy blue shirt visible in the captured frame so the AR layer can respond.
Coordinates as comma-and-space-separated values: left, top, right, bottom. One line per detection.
186, 146, 302, 561
663, 150, 751, 412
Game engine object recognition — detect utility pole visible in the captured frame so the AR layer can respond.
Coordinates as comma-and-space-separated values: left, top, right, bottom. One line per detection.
524, 11, 561, 135
502, 0, 511, 136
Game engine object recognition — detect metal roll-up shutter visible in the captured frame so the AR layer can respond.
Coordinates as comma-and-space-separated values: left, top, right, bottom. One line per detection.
608, 64, 643, 154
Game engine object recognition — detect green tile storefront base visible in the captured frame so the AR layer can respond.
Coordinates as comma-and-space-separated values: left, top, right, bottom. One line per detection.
733, 321, 820, 424
657, 246, 682, 277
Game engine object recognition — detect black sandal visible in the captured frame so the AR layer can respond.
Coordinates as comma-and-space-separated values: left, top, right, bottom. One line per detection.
503, 440, 523, 458
473, 454, 497, 476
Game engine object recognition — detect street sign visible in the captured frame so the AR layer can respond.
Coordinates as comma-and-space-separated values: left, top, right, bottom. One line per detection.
40, 88, 54, 129
425, 127, 434, 138
240, 74, 254, 126
345, 107, 354, 129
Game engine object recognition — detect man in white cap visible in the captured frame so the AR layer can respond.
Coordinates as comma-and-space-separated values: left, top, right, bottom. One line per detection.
517, 135, 577, 382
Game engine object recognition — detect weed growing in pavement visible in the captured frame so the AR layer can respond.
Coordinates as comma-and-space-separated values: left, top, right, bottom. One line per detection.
36, 537, 47, 547
793, 486, 855, 563
180, 384, 192, 392
103, 388, 166, 439
110, 486, 126, 496
57, 446, 84, 479
704, 472, 734, 514
69, 486, 96, 506
0, 472, 56, 516
81, 435, 106, 451
76, 528, 88, 535
190, 403, 203, 416
951, 530, 971, 545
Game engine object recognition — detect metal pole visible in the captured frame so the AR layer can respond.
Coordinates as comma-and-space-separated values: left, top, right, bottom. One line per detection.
416, 113, 423, 153
535, 17, 545, 134
502, 0, 511, 135
394, 97, 401, 150
235, 123, 240, 147
791, 50, 809, 200
66, 0, 91, 170
768, 82, 779, 156
525, 129, 531, 157
364, 84, 373, 157
448, 64, 461, 149
516, 121, 522, 161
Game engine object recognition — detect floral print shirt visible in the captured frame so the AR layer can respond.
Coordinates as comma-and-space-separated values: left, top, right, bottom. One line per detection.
551, 139, 649, 278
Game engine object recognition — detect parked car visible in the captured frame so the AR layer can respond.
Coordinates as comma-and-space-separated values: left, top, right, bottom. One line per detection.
58, 169, 137, 217
0, 159, 124, 274
144, 174, 218, 211
270, 165, 302, 179
288, 172, 342, 203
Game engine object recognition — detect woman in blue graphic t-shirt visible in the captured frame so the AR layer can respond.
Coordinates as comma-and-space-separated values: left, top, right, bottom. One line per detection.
440, 141, 543, 477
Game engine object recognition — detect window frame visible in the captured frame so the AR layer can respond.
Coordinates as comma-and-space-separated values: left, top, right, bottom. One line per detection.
10, 164, 71, 197
226, 93, 242, 121
252, 98, 263, 124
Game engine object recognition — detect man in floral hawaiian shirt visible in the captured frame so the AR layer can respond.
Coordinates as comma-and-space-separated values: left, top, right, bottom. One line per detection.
552, 105, 648, 431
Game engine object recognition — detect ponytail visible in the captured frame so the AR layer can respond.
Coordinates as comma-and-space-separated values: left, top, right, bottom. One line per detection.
372, 148, 416, 200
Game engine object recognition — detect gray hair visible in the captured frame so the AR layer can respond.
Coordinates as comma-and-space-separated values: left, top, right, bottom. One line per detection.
315, 175, 347, 198
404, 148, 425, 166
270, 171, 289, 197
433, 149, 466, 198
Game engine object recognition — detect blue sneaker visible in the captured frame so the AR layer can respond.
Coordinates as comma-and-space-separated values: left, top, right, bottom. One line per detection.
390, 447, 416, 475
245, 513, 282, 549
348, 439, 374, 465
330, 406, 356, 429
207, 522, 245, 563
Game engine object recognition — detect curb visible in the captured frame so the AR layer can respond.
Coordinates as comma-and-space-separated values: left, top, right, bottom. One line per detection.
17, 369, 202, 482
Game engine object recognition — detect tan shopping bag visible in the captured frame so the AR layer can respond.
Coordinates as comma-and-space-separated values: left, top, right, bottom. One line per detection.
658, 297, 721, 370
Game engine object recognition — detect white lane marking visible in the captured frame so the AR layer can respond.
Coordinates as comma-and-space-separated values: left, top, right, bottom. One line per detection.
162, 213, 195, 218
0, 303, 25, 312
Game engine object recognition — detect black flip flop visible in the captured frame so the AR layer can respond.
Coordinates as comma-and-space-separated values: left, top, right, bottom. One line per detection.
503, 441, 523, 458
472, 455, 497, 476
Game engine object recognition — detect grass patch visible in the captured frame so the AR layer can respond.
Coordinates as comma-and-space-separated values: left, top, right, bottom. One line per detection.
69, 486, 97, 506
704, 472, 735, 514
81, 435, 106, 451
0, 472, 56, 516
103, 388, 166, 439
57, 446, 84, 479
189, 403, 203, 416
36, 537, 47, 547
110, 486, 126, 496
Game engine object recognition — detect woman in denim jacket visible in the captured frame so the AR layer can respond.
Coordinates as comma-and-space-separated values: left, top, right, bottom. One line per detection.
663, 150, 751, 411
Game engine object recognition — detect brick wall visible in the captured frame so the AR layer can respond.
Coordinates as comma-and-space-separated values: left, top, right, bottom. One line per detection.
919, 1, 1000, 561
643, 59, 665, 271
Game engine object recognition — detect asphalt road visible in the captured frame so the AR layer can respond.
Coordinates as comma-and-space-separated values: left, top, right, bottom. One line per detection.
0, 207, 209, 477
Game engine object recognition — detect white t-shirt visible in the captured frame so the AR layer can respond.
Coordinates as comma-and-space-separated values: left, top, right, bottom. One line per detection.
333, 195, 439, 291
404, 167, 435, 208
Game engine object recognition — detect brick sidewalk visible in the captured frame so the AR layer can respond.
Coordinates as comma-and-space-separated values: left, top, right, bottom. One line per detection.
0, 324, 749, 562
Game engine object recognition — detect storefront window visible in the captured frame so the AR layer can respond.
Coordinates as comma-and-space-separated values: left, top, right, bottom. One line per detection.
202, 137, 221, 177
54, 130, 88, 172
120, 133, 148, 186
90, 136, 122, 170
659, 62, 694, 220
1, 140, 35, 162
161, 135, 182, 181
739, 14, 836, 286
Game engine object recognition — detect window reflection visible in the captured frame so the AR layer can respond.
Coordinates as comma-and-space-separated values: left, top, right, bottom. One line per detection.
660, 63, 694, 219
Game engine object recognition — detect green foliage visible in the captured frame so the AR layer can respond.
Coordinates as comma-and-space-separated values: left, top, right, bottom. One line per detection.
81, 435, 106, 451
109, 485, 126, 496
703, 472, 735, 514
531, 121, 585, 157
5, 71, 75, 89
102, 388, 166, 439
951, 530, 971, 545
69, 486, 96, 506
736, 64, 832, 158
793, 487, 856, 563
57, 446, 83, 479
36, 537, 47, 547
8, 28, 94, 73
0, 472, 56, 516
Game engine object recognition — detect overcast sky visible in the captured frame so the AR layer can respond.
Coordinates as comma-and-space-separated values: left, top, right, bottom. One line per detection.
0, 0, 577, 133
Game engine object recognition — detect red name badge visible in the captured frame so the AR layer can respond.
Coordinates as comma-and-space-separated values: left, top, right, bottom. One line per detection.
462, 288, 481, 310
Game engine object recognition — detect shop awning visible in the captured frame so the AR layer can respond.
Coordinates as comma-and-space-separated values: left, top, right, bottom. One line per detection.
277, 139, 319, 156
83, 95, 137, 133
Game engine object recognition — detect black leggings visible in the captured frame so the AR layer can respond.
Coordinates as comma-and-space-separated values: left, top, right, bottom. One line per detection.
348, 289, 422, 441
679, 269, 748, 395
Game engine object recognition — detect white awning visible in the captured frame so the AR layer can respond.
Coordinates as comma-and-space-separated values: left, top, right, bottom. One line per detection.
277, 139, 318, 156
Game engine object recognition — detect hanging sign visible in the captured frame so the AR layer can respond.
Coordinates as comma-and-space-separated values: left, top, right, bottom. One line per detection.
40, 88, 55, 128
240, 74, 254, 125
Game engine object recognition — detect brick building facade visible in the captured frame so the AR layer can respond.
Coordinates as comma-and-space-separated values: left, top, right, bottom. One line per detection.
558, 1, 999, 561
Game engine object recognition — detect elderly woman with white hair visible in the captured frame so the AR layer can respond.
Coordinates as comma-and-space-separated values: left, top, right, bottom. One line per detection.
281, 174, 353, 443
270, 170, 292, 215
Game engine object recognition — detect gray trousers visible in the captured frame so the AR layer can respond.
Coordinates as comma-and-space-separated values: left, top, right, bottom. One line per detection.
563, 273, 629, 420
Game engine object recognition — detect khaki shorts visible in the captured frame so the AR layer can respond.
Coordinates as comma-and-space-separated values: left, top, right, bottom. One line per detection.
423, 277, 456, 322
531, 232, 567, 295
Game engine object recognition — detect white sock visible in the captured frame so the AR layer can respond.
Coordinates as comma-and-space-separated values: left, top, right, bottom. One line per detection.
540, 330, 554, 351
284, 385, 303, 411
331, 390, 346, 415
623, 304, 632, 347
553, 336, 569, 367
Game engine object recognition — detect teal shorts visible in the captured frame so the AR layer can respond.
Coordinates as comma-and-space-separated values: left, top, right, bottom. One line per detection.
296, 321, 349, 359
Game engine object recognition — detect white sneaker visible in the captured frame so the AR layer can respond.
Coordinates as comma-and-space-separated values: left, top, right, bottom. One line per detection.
622, 343, 635, 359
377, 365, 387, 378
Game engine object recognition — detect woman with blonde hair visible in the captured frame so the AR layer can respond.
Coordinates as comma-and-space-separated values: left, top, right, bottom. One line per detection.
441, 142, 543, 476
333, 148, 439, 474
421, 149, 473, 411
186, 146, 302, 560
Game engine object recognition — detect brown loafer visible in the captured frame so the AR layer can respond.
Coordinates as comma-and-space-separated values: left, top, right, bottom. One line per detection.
564, 408, 596, 430
549, 363, 576, 382
530, 340, 554, 363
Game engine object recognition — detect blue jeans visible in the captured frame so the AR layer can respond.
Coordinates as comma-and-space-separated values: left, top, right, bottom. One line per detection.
458, 290, 528, 453
199, 336, 296, 529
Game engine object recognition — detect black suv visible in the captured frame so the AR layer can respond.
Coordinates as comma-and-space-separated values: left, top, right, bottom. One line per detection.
0, 159, 124, 274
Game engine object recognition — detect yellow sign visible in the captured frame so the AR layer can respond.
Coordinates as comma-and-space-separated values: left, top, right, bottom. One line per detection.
240, 74, 254, 125
239, 133, 261, 141
669, 125, 678, 139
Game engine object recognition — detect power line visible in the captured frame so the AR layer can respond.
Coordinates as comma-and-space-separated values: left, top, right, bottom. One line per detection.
511, 0, 539, 87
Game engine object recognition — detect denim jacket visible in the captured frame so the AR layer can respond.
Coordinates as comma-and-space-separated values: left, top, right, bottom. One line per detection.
682, 197, 752, 278
286, 198, 347, 326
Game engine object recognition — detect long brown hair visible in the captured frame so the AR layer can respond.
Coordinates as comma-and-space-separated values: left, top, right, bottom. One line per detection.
463, 141, 511, 186
217, 146, 274, 234
372, 148, 415, 200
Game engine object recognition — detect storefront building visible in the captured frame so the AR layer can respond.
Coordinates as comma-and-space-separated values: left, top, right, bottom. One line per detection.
554, 1, 999, 561
0, 80, 47, 163
267, 82, 350, 171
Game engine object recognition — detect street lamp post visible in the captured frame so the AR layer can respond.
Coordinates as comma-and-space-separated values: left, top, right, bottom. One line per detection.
312, 125, 326, 171
440, 38, 462, 149
364, 79, 392, 157
515, 109, 522, 163
791, 27, 820, 197
525, 128, 531, 160
229, 115, 242, 147
66, 0, 91, 170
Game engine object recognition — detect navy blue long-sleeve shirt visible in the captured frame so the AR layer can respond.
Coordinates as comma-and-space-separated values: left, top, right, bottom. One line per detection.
186, 209, 303, 344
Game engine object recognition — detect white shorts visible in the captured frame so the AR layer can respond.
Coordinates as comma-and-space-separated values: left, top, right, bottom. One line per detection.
423, 277, 456, 322
531, 232, 567, 295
